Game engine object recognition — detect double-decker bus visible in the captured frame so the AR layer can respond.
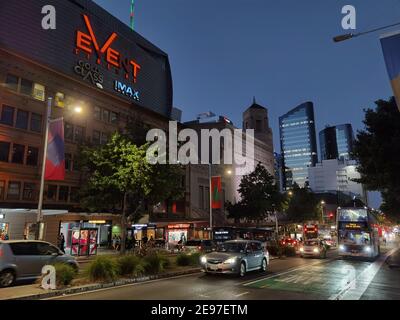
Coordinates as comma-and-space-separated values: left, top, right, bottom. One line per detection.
337, 206, 380, 259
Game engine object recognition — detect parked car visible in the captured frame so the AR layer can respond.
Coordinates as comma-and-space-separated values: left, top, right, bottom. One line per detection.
182, 239, 215, 254
0, 240, 79, 287
200, 240, 269, 277
280, 238, 299, 248
299, 239, 328, 259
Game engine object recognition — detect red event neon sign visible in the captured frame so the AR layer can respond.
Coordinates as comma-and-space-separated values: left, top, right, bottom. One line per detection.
75, 14, 141, 83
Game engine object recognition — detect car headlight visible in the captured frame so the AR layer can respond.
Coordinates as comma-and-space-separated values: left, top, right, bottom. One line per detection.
224, 257, 237, 264
339, 245, 345, 251
365, 246, 371, 252
313, 248, 319, 253
299, 247, 304, 252
200, 256, 207, 264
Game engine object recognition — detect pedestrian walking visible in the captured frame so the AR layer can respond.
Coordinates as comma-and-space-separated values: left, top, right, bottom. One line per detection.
59, 233, 65, 253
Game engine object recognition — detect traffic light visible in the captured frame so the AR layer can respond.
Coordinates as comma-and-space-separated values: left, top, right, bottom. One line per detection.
329, 212, 334, 219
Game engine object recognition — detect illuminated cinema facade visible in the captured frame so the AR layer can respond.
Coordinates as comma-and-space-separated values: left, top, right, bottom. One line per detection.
0, 0, 176, 246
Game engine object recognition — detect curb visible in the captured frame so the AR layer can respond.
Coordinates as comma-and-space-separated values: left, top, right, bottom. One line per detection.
8, 268, 201, 301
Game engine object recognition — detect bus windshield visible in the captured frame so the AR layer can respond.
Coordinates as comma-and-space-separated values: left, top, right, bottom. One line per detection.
338, 208, 368, 222
339, 229, 371, 245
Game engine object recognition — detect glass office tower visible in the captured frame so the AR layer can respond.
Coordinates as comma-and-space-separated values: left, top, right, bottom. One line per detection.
279, 102, 318, 190
319, 124, 354, 161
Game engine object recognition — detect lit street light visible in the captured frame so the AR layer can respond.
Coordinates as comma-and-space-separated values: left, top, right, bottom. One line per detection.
36, 98, 83, 239
320, 200, 325, 224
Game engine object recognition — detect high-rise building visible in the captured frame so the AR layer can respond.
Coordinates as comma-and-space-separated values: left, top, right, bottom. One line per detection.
279, 102, 318, 190
319, 124, 354, 161
308, 159, 368, 204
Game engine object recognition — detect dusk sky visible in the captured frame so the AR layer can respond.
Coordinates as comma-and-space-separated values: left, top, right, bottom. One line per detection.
93, 0, 399, 207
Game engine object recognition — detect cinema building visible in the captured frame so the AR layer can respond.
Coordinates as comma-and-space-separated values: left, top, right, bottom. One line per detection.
0, 0, 181, 252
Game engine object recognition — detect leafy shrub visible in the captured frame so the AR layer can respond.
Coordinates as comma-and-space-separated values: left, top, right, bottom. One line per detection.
54, 263, 76, 287
143, 253, 167, 274
116, 255, 144, 277
282, 246, 296, 257
176, 253, 191, 266
189, 252, 201, 266
86, 256, 118, 282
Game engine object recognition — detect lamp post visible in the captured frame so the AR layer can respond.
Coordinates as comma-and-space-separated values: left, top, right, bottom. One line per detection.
35, 97, 53, 240
320, 200, 325, 224
333, 22, 400, 43
35, 98, 83, 240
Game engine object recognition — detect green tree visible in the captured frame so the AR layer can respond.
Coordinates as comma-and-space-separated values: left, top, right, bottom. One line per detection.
353, 97, 400, 222
79, 132, 183, 253
227, 163, 283, 224
285, 184, 320, 223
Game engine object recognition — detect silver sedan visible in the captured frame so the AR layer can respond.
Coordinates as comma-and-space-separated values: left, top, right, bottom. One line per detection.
200, 240, 269, 277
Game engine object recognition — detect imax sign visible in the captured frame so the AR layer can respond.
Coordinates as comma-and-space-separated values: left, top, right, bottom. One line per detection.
114, 80, 140, 101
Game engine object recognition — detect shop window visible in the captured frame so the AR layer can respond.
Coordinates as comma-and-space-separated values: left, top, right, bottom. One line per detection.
55, 92, 65, 108
65, 122, 74, 140
26, 146, 39, 166
0, 141, 10, 162
47, 185, 57, 201
16, 110, 29, 130
110, 111, 118, 124
5, 74, 18, 91
0, 181, 5, 200
65, 153, 72, 171
100, 132, 108, 145
7, 181, 21, 200
30, 113, 42, 133
74, 126, 85, 143
58, 186, 69, 202
92, 130, 101, 145
94, 106, 101, 120
23, 183, 36, 200
20, 78, 33, 96
70, 187, 80, 203
0, 105, 15, 126
102, 109, 110, 122
32, 83, 45, 101
11, 144, 25, 164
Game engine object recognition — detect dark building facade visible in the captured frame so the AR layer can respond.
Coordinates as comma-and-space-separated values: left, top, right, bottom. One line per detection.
319, 124, 354, 161
0, 0, 178, 244
279, 102, 318, 190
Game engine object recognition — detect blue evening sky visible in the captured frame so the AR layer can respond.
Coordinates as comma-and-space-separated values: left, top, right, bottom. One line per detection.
93, 0, 399, 207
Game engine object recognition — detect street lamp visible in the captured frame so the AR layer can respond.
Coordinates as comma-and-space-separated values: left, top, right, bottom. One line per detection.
320, 200, 325, 224
333, 21, 400, 42
36, 97, 83, 240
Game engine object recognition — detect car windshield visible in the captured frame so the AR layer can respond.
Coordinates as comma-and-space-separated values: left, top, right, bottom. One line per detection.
305, 241, 319, 246
217, 242, 246, 253
185, 240, 201, 246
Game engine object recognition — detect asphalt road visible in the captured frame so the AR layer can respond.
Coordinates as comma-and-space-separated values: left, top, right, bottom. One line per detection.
48, 244, 400, 300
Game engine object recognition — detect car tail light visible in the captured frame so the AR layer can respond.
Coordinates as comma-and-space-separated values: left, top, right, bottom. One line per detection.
198, 246, 202, 250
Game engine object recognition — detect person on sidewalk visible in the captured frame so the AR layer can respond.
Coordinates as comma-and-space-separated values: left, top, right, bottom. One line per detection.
59, 233, 65, 253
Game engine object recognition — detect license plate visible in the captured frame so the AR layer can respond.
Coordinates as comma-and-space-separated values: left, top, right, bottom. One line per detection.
208, 264, 218, 270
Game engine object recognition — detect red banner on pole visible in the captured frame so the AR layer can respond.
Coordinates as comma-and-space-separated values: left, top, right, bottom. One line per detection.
211, 176, 222, 209
45, 118, 65, 181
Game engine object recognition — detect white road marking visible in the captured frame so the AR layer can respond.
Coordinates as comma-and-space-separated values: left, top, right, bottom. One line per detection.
242, 258, 333, 287
329, 248, 398, 300
234, 291, 249, 297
